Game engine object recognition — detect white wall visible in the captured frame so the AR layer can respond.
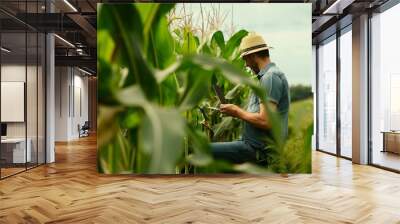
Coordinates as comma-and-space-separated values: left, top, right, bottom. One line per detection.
71, 73, 89, 138
55, 66, 69, 141
1, 64, 46, 164
1, 65, 26, 139
1, 65, 38, 138
1, 66, 25, 126
55, 67, 89, 141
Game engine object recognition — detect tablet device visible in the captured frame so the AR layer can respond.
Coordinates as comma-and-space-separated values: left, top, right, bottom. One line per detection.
213, 84, 226, 104
198, 107, 209, 120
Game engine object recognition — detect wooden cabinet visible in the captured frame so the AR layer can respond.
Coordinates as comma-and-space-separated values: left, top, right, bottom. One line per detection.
382, 132, 400, 154
0, 138, 32, 166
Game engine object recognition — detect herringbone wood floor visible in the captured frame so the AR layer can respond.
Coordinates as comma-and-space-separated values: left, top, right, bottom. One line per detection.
1, 135, 400, 224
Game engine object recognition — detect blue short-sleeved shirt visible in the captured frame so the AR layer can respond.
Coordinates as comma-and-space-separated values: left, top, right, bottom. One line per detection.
242, 62, 290, 149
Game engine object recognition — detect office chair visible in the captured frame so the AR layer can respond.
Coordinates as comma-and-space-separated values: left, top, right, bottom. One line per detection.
79, 121, 90, 138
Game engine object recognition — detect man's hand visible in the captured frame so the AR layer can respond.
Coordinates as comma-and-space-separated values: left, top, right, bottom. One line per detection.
219, 102, 276, 130
219, 104, 240, 117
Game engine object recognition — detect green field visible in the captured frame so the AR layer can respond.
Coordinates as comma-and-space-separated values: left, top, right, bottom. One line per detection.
289, 98, 313, 136
271, 97, 313, 173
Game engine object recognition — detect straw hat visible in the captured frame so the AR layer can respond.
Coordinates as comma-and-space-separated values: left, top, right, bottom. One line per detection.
239, 32, 273, 58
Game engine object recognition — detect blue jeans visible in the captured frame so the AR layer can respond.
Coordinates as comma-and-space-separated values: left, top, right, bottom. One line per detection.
210, 140, 259, 164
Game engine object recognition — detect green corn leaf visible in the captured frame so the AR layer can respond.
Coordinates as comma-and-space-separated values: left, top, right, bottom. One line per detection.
213, 116, 233, 138
224, 84, 242, 100
97, 30, 115, 62
179, 68, 212, 111
142, 3, 175, 37
97, 105, 122, 148
303, 123, 313, 173
184, 54, 263, 97
120, 110, 142, 129
98, 127, 134, 174
222, 29, 248, 60
106, 4, 159, 100
210, 30, 225, 53
97, 59, 119, 105
114, 85, 148, 107
99, 4, 143, 47
114, 84, 186, 174
146, 10, 176, 69
139, 105, 185, 174
182, 28, 198, 54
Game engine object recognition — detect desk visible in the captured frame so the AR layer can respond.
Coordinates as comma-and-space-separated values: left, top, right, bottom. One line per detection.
381, 131, 400, 154
1, 138, 31, 163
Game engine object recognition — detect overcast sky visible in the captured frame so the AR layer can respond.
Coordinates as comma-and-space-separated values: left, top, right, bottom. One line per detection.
175, 3, 312, 86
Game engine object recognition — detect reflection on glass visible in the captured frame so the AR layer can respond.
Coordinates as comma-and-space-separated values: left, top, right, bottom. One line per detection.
1, 30, 27, 177
312, 45, 317, 151
27, 31, 38, 169
0, 1, 47, 179
371, 3, 400, 171
390, 75, 400, 130
340, 29, 352, 158
318, 37, 337, 154
38, 33, 46, 165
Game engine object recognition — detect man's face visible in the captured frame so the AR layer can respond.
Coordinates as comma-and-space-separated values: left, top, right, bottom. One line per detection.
243, 54, 260, 74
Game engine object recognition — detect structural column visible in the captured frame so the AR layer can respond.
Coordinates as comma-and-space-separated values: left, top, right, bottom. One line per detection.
46, 0, 55, 163
352, 14, 369, 164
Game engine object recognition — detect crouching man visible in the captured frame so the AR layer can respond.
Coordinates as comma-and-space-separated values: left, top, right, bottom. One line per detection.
211, 32, 290, 164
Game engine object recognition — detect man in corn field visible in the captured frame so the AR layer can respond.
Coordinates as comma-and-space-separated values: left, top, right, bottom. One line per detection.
211, 32, 290, 165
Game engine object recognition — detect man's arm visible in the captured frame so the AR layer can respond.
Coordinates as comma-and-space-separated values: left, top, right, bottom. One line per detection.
219, 102, 277, 130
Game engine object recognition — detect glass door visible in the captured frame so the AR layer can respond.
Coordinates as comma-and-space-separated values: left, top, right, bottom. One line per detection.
1, 29, 28, 178
339, 27, 352, 158
317, 35, 337, 155
0, 1, 46, 179
370, 3, 400, 171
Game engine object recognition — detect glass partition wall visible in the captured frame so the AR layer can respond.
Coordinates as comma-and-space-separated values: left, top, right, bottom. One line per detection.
315, 0, 400, 172
316, 26, 353, 159
370, 3, 400, 171
0, 2, 46, 179
317, 35, 337, 155
339, 26, 352, 159
0, 30, 27, 177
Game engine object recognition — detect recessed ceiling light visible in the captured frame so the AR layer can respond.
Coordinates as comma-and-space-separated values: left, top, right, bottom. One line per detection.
54, 34, 75, 48
322, 0, 349, 15
63, 0, 78, 12
78, 67, 93, 76
1, 47, 11, 53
